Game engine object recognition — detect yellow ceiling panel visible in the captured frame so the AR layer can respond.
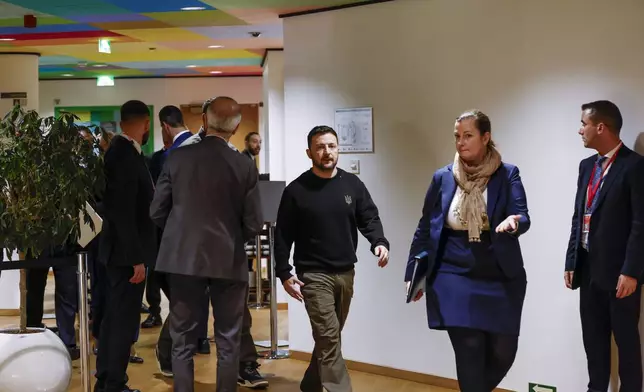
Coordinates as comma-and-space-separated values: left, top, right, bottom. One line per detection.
113, 28, 209, 42
143, 10, 247, 27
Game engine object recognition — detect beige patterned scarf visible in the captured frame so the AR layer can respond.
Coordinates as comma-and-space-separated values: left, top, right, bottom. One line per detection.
452, 146, 502, 242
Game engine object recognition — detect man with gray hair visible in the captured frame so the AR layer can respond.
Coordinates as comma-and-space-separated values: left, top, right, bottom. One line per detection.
172, 97, 269, 388
150, 96, 264, 392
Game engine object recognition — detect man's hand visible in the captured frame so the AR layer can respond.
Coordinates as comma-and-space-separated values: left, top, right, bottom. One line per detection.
405, 281, 423, 302
564, 271, 574, 289
616, 274, 638, 299
374, 245, 389, 268
130, 264, 146, 284
283, 276, 305, 302
495, 215, 521, 233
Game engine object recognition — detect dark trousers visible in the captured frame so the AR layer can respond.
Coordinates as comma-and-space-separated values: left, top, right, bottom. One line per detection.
26, 264, 78, 347
446, 327, 518, 392
197, 289, 212, 340
168, 274, 247, 392
95, 265, 146, 392
158, 277, 258, 366
89, 239, 140, 346
146, 268, 163, 316
580, 276, 642, 392
156, 271, 173, 365
299, 270, 354, 392
88, 236, 104, 339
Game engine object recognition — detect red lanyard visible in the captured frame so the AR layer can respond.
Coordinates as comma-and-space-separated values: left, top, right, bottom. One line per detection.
586, 143, 622, 210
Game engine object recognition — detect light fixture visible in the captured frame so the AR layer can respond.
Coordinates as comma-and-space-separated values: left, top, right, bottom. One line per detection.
61, 74, 74, 77
98, 38, 111, 54
0, 38, 15, 41
186, 65, 197, 68
93, 64, 107, 67
209, 71, 222, 74
208, 45, 223, 49
181, 6, 205, 11
97, 75, 115, 87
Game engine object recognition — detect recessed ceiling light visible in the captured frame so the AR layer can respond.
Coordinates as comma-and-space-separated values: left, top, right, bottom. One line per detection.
61, 74, 74, 77
92, 64, 107, 67
209, 71, 222, 74
186, 65, 197, 68
181, 6, 205, 11
0, 38, 15, 41
208, 45, 223, 49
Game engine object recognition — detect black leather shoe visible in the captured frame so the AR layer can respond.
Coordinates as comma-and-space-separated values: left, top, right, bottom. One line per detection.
68, 345, 80, 361
129, 355, 144, 364
197, 338, 211, 355
120, 386, 140, 392
141, 314, 162, 328
140, 303, 150, 314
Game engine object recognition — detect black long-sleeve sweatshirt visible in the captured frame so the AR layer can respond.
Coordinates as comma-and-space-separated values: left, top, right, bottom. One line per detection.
274, 168, 389, 283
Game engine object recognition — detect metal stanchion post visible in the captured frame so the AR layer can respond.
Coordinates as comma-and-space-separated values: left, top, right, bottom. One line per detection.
76, 252, 91, 392
252, 227, 267, 309
258, 223, 289, 359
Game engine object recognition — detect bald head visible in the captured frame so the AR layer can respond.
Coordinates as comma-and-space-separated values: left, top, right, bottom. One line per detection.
202, 96, 242, 139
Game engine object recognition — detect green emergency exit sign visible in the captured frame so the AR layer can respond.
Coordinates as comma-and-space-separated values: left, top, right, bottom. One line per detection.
529, 383, 556, 392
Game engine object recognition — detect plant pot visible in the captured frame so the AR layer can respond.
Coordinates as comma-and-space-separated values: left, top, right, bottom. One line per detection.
0, 327, 72, 392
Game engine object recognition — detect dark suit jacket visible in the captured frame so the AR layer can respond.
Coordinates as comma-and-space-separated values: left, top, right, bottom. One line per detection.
150, 136, 263, 280
99, 135, 157, 267
148, 148, 166, 185
406, 163, 530, 281
565, 145, 644, 290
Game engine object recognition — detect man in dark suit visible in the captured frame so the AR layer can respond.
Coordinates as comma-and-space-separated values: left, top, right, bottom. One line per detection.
242, 131, 261, 162
150, 96, 263, 392
565, 100, 644, 392
142, 105, 193, 329
95, 100, 157, 392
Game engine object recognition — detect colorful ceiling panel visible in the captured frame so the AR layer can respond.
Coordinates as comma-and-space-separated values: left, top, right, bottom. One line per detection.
0, 0, 373, 79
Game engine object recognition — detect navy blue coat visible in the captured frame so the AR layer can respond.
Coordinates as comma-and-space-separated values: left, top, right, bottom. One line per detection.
406, 163, 531, 282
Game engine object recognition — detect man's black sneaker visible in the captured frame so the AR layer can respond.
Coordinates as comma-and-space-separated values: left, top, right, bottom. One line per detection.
237, 361, 269, 389
155, 347, 174, 378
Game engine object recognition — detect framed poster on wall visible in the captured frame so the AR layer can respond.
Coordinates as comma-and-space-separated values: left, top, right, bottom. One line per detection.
334, 107, 374, 153
54, 105, 155, 156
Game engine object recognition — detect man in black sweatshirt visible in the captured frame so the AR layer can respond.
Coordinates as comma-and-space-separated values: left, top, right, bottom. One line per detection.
274, 125, 389, 392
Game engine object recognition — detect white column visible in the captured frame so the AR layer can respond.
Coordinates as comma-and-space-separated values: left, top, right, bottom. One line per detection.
262, 50, 285, 181
0, 53, 40, 311
261, 50, 288, 303
0, 53, 39, 114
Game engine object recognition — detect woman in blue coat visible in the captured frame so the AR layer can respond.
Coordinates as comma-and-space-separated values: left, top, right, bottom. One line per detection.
406, 109, 530, 392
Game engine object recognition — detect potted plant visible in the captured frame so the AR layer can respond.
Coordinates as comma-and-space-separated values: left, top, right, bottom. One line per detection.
0, 105, 104, 392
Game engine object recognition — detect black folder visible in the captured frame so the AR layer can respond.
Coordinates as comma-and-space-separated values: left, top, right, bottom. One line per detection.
406, 251, 429, 303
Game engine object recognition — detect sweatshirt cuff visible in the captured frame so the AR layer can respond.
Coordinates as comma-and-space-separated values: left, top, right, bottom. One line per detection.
370, 239, 390, 253
277, 270, 294, 284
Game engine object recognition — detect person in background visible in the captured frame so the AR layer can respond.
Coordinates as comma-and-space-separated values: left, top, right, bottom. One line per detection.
89, 129, 144, 366
142, 105, 192, 329
95, 100, 157, 392
150, 96, 263, 392
274, 125, 389, 392
234, 128, 267, 388
565, 100, 644, 392
242, 132, 261, 162
407, 110, 530, 392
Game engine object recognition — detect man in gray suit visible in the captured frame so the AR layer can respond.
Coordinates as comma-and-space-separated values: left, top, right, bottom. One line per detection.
150, 96, 263, 392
